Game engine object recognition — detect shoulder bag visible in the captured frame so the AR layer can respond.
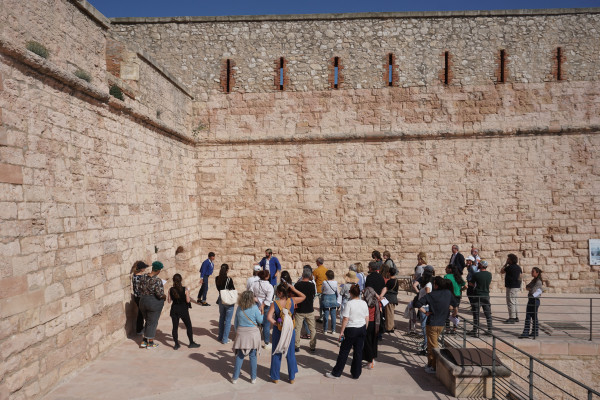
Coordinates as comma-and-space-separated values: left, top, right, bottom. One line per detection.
219, 277, 238, 305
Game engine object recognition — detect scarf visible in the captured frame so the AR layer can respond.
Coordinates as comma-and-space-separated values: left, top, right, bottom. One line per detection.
363, 287, 380, 335
273, 300, 294, 355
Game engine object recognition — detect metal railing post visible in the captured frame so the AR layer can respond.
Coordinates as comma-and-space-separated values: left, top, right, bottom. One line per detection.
492, 336, 497, 399
529, 357, 534, 400
463, 316, 467, 348
590, 298, 593, 342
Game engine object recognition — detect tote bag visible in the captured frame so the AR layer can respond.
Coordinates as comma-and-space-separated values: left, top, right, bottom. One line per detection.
219, 277, 238, 305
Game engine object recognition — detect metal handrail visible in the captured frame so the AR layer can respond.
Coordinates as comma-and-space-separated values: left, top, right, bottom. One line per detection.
448, 316, 600, 400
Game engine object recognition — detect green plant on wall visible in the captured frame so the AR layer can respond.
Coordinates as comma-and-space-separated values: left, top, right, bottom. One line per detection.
109, 84, 124, 101
26, 41, 49, 59
192, 121, 208, 140
74, 68, 92, 83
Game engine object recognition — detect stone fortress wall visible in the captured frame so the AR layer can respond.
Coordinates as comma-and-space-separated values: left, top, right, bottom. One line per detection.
0, 1, 599, 398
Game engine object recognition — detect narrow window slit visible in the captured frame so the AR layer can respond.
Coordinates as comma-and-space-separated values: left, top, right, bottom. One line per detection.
226, 59, 231, 93
500, 49, 506, 83
388, 53, 393, 87
556, 47, 562, 81
334, 57, 339, 89
444, 51, 449, 85
279, 57, 284, 90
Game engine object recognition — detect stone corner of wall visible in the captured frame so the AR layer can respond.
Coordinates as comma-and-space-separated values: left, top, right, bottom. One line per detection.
69, 0, 111, 29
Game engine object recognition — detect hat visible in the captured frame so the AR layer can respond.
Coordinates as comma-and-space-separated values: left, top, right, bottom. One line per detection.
479, 260, 488, 268
345, 271, 359, 283
152, 261, 164, 271
466, 256, 476, 262
253, 264, 262, 271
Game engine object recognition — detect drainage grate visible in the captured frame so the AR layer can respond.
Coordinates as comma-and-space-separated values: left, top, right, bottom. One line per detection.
546, 322, 587, 331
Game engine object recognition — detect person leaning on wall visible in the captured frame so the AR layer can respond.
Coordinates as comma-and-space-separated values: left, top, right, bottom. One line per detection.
138, 261, 167, 349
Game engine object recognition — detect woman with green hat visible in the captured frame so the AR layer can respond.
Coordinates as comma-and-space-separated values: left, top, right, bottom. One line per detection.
139, 261, 167, 349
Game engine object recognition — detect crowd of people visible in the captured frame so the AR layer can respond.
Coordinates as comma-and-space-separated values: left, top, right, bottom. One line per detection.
130, 245, 544, 381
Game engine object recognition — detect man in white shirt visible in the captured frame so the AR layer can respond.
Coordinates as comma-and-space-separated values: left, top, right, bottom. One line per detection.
246, 264, 261, 290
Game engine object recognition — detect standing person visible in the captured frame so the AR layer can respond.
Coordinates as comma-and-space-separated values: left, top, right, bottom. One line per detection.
362, 286, 380, 369
246, 264, 261, 290
415, 276, 459, 374
365, 261, 385, 296
251, 270, 274, 348
267, 282, 306, 384
371, 250, 383, 271
468, 260, 493, 337
260, 249, 281, 286
339, 271, 358, 318
382, 251, 396, 271
501, 254, 523, 324
471, 246, 482, 268
325, 284, 369, 380
216, 264, 236, 344
313, 257, 328, 323
231, 290, 263, 384
413, 268, 433, 355
197, 252, 215, 306
519, 268, 544, 339
294, 267, 317, 352
382, 266, 399, 333
443, 264, 466, 334
321, 270, 339, 334
139, 261, 167, 349
449, 245, 466, 274
354, 263, 366, 292
131, 261, 149, 336
168, 274, 200, 350
465, 256, 478, 308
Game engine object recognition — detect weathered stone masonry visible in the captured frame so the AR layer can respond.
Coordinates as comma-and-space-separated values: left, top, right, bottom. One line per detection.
0, 2, 599, 399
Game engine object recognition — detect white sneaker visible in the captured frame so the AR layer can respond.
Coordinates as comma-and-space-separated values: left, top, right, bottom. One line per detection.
231, 378, 237, 384
325, 372, 339, 379
263, 343, 272, 350
425, 366, 436, 374
251, 379, 256, 384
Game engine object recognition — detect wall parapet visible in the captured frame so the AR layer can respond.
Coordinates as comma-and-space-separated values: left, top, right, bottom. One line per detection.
70, 0, 111, 29
0, 38, 195, 145
110, 7, 600, 24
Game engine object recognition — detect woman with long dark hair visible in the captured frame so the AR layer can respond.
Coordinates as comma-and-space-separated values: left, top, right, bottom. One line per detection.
413, 268, 434, 355
519, 267, 544, 339
131, 261, 149, 335
267, 282, 305, 383
168, 273, 200, 349
216, 264, 236, 344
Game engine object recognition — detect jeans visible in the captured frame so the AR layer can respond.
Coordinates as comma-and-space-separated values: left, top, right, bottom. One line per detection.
331, 326, 366, 379
197, 278, 209, 302
233, 349, 257, 380
323, 307, 336, 333
218, 303, 234, 343
317, 293, 323, 319
262, 310, 271, 344
419, 310, 428, 349
522, 298, 540, 337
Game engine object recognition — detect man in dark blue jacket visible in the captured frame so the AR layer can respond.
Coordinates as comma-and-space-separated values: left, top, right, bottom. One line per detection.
197, 252, 215, 306
260, 248, 281, 286
415, 276, 459, 374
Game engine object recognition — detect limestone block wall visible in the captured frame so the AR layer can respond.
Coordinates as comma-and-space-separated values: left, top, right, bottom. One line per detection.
111, 11, 600, 97
0, 47, 201, 400
196, 132, 600, 293
0, 0, 109, 85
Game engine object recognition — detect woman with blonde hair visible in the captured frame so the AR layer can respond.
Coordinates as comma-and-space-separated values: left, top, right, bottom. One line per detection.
231, 290, 263, 384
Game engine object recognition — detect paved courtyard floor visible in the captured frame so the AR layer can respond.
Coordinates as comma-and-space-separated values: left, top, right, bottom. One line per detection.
43, 292, 599, 399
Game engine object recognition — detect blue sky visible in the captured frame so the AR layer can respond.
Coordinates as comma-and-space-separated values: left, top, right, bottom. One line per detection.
90, 0, 600, 18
